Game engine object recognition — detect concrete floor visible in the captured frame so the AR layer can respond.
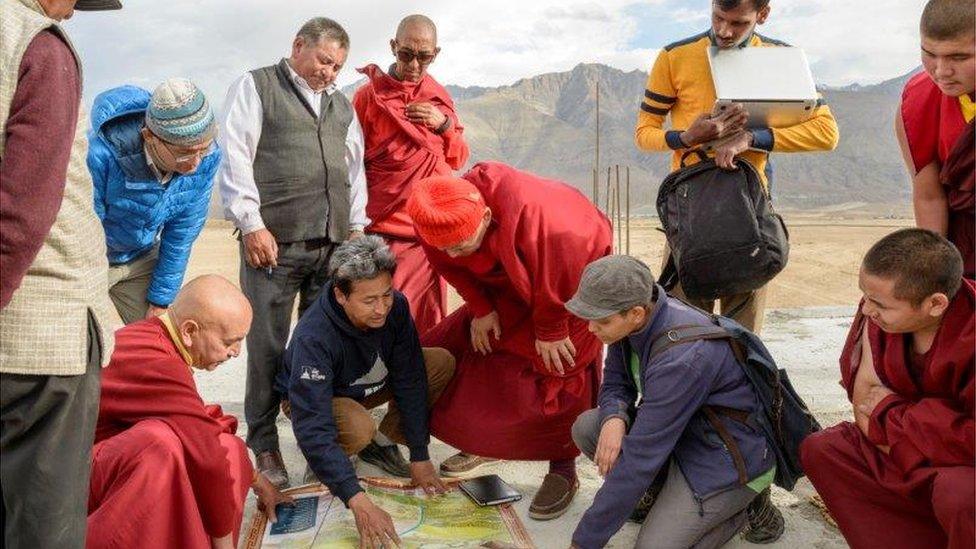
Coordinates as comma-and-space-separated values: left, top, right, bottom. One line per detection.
195, 307, 855, 548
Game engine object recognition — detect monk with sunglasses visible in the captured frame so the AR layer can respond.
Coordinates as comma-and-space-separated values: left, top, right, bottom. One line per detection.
353, 15, 469, 361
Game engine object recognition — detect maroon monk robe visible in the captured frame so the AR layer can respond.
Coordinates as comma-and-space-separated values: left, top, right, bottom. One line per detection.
941, 121, 975, 278
800, 279, 975, 549
901, 72, 975, 277
87, 319, 252, 549
353, 64, 470, 333
421, 162, 612, 460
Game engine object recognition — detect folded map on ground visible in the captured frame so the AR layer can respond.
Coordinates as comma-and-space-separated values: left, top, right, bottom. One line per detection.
243, 477, 535, 548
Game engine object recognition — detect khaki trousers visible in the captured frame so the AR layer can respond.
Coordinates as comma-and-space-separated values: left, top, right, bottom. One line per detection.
107, 246, 158, 325
661, 243, 768, 334
332, 347, 455, 455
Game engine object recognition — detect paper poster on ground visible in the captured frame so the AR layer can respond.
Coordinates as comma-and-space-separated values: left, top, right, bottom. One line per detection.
244, 477, 534, 548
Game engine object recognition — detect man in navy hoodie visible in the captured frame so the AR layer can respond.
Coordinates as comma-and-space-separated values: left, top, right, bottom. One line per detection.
278, 235, 453, 546
566, 255, 779, 549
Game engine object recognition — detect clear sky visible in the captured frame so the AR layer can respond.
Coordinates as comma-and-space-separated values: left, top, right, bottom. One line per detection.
65, 0, 926, 109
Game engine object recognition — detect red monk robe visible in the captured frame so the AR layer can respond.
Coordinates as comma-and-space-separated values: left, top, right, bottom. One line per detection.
87, 318, 252, 549
901, 72, 976, 278
800, 280, 975, 549
420, 162, 612, 460
353, 64, 470, 334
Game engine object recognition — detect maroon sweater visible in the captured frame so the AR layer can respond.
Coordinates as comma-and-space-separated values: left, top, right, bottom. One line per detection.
0, 30, 80, 308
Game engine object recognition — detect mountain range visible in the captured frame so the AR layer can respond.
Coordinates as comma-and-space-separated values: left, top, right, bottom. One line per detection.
209, 62, 917, 218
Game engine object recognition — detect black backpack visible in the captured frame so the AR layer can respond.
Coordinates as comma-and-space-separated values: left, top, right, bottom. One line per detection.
656, 151, 790, 301
646, 312, 821, 491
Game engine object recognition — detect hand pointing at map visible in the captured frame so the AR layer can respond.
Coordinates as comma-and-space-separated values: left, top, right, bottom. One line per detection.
349, 492, 401, 548
409, 461, 448, 495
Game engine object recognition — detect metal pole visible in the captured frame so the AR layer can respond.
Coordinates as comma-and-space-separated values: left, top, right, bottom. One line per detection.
592, 168, 598, 206
626, 166, 631, 255
604, 166, 612, 216
595, 80, 600, 198
615, 165, 622, 253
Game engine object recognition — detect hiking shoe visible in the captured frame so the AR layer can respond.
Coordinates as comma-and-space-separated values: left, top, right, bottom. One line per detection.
742, 487, 785, 544
358, 441, 410, 477
438, 452, 501, 477
255, 449, 289, 489
528, 473, 579, 521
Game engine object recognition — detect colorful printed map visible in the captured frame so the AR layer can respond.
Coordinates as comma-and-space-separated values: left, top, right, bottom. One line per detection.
244, 478, 534, 549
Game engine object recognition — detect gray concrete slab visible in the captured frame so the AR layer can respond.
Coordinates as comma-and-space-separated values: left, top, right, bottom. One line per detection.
194, 307, 855, 548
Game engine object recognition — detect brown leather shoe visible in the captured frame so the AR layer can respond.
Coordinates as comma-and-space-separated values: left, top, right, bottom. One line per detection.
438, 452, 502, 477
529, 473, 578, 520
255, 449, 289, 489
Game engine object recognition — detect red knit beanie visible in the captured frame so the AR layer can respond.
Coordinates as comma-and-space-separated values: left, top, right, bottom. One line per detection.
407, 176, 486, 248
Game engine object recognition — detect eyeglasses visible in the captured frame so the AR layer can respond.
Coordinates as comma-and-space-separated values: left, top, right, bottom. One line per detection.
395, 47, 437, 66
159, 139, 216, 163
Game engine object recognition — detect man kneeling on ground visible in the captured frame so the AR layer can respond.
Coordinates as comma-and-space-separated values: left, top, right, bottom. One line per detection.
278, 235, 454, 545
566, 256, 780, 549
801, 228, 974, 549
88, 275, 291, 549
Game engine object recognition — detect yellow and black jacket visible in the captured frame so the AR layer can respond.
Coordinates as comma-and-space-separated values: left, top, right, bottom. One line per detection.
635, 31, 840, 185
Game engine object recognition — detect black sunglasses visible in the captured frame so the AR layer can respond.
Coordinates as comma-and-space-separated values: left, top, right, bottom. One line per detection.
395, 47, 437, 65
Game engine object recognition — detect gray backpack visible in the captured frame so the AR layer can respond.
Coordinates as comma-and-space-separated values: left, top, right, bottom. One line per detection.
657, 151, 789, 301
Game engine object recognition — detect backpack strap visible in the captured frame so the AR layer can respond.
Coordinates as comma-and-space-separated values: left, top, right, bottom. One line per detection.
702, 407, 750, 485
647, 324, 731, 359
679, 148, 710, 168
647, 323, 752, 485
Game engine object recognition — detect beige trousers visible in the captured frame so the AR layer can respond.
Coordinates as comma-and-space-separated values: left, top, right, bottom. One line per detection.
107, 247, 158, 325
332, 348, 455, 455
661, 243, 768, 334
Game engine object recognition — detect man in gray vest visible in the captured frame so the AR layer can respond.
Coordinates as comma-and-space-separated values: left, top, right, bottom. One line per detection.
0, 0, 121, 547
217, 16, 370, 488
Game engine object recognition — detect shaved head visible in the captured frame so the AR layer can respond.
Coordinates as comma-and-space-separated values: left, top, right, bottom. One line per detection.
169, 275, 252, 369
396, 14, 437, 43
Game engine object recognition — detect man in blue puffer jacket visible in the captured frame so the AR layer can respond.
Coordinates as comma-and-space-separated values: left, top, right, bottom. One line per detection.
87, 78, 220, 324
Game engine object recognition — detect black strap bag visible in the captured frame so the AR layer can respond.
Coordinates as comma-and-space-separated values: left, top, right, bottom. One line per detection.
657, 151, 789, 301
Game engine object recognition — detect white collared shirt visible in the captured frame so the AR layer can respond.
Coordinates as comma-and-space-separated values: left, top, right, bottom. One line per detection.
216, 60, 370, 235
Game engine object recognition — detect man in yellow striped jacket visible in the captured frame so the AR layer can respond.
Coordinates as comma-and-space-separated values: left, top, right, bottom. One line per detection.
633, 2, 839, 543
636, 0, 839, 337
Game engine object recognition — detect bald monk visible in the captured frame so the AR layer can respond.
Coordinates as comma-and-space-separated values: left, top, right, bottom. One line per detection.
800, 229, 974, 549
407, 162, 612, 520
897, 0, 975, 277
353, 14, 469, 334
87, 275, 292, 549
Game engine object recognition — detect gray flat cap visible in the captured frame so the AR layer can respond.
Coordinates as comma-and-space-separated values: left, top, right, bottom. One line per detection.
565, 255, 656, 320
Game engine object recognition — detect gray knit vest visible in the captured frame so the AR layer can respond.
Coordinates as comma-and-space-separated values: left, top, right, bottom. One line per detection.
249, 59, 352, 243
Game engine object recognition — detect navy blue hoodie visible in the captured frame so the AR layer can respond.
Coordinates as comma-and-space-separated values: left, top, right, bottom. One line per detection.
278, 282, 429, 504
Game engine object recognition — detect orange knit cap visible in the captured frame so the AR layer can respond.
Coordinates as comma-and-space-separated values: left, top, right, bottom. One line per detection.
406, 175, 486, 248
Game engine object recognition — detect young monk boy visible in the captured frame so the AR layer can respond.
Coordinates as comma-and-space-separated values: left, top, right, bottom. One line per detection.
800, 229, 974, 549
897, 0, 975, 277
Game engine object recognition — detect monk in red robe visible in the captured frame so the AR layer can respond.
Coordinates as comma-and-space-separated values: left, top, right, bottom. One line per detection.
896, 0, 975, 277
353, 14, 470, 334
406, 162, 612, 520
800, 229, 974, 549
87, 275, 291, 549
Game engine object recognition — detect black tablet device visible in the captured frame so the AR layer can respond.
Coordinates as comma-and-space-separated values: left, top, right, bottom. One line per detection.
459, 474, 523, 506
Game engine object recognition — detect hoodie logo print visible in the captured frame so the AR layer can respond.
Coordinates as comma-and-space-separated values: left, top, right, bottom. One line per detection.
300, 366, 326, 382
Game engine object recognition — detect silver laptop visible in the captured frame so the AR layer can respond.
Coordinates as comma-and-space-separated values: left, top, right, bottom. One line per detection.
707, 46, 818, 128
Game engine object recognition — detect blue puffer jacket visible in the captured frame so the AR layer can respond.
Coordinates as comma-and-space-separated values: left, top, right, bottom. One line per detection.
87, 85, 221, 307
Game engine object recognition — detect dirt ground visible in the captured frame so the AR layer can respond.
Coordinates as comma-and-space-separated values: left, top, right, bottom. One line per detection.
187, 214, 913, 310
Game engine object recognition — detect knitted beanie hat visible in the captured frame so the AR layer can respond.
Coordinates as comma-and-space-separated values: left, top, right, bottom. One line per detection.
145, 78, 216, 146
406, 176, 487, 248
